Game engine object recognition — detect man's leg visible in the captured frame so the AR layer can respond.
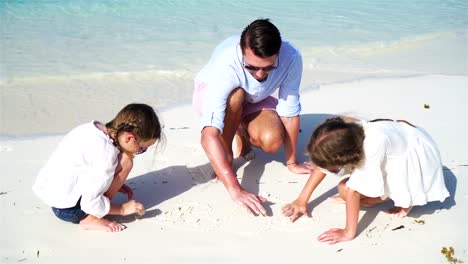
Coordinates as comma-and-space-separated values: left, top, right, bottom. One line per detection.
242, 109, 285, 154
221, 87, 245, 165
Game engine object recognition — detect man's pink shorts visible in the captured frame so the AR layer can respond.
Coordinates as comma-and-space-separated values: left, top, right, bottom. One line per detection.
193, 81, 278, 119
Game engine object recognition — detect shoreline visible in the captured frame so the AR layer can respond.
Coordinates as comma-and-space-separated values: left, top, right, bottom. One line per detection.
1, 73, 467, 137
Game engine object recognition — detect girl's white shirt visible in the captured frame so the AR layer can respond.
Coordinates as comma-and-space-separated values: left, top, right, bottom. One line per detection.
33, 121, 119, 218
345, 120, 449, 208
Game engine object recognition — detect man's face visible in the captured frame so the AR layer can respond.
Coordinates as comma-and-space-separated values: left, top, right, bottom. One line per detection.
243, 47, 278, 82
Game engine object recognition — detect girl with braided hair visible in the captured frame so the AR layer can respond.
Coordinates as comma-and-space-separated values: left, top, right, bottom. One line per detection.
282, 117, 449, 244
33, 103, 162, 232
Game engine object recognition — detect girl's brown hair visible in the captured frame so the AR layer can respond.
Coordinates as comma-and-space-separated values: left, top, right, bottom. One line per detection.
307, 117, 365, 169
105, 103, 162, 145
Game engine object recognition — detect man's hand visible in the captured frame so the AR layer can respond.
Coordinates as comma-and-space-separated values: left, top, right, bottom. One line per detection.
281, 199, 309, 222
229, 187, 267, 216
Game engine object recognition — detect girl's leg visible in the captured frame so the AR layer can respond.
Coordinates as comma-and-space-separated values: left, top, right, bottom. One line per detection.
333, 178, 387, 207
79, 215, 125, 232
335, 178, 411, 217
104, 152, 134, 199
386, 206, 413, 218
360, 197, 387, 207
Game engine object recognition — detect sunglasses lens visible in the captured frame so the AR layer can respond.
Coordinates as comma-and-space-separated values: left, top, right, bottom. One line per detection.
136, 147, 147, 155
244, 65, 259, 71
244, 64, 277, 72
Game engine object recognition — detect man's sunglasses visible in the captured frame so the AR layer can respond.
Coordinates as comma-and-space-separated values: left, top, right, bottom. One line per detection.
243, 55, 279, 73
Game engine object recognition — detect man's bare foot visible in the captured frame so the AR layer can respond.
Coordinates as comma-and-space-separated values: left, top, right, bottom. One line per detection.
79, 215, 126, 232
233, 128, 255, 161
386, 206, 413, 218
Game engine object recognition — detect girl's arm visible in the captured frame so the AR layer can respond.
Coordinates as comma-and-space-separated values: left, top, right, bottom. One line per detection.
282, 167, 326, 222
317, 188, 360, 244
344, 188, 360, 237
104, 152, 133, 199
105, 153, 145, 216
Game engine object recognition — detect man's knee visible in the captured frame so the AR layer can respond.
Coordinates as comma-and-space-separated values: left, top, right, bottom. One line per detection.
258, 130, 283, 153
227, 87, 245, 110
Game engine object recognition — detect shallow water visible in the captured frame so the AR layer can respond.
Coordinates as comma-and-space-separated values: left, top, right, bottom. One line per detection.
1, 0, 467, 135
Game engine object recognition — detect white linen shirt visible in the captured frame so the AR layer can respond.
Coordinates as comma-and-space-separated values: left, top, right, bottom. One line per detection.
195, 35, 302, 132
33, 121, 119, 218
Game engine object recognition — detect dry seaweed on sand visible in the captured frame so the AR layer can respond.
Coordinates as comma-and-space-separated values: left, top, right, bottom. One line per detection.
414, 219, 425, 225
441, 247, 464, 263
391, 225, 405, 231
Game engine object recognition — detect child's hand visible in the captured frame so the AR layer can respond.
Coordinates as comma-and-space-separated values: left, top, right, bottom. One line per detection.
121, 200, 145, 216
281, 200, 309, 222
119, 184, 134, 200
317, 228, 355, 245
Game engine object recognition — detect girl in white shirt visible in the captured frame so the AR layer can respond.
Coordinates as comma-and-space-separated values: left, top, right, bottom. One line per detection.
282, 117, 449, 244
33, 103, 162, 232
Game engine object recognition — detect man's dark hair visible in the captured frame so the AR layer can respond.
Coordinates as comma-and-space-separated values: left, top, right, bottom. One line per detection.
240, 18, 282, 58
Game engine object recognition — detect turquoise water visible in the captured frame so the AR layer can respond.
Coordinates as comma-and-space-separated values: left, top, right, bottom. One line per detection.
0, 0, 467, 135
1, 0, 467, 80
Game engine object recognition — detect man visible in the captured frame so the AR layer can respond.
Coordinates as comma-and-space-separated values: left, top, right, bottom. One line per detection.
193, 19, 310, 215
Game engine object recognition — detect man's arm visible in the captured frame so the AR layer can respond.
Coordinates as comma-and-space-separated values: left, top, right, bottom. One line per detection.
280, 115, 311, 174
201, 126, 267, 215
201, 127, 240, 191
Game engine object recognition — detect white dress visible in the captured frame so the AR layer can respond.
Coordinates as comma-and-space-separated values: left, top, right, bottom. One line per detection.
346, 120, 449, 208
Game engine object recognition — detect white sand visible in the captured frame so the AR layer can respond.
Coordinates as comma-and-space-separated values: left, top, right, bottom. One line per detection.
0, 75, 467, 263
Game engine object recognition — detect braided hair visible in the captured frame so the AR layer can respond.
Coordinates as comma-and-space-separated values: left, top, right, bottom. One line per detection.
105, 103, 162, 148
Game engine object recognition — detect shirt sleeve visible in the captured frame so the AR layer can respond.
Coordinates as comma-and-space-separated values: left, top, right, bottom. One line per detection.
346, 128, 389, 198
79, 139, 118, 218
199, 65, 240, 133
276, 51, 302, 117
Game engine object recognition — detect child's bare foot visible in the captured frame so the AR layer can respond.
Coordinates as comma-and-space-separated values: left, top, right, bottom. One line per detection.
234, 128, 255, 161
386, 206, 413, 218
79, 215, 126, 232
